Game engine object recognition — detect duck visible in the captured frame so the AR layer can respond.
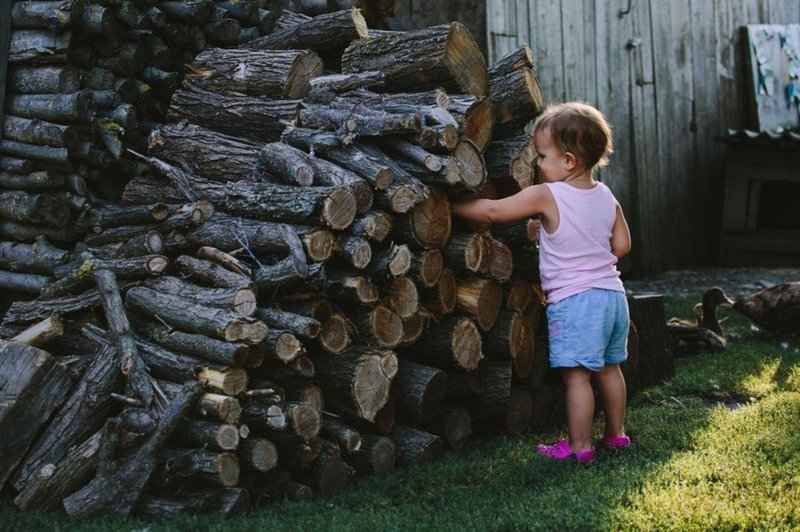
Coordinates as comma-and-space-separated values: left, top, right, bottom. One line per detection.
732, 281, 800, 336
667, 287, 734, 356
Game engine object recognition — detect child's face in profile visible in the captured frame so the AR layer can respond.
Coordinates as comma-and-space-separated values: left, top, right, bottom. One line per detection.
534, 128, 571, 183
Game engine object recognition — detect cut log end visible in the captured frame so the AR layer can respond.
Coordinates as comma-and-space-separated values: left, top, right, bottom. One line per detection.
445, 23, 487, 96
451, 317, 482, 370
410, 188, 451, 249
319, 314, 351, 354
372, 305, 402, 348
286, 52, 324, 99
322, 187, 357, 230
233, 288, 257, 316
198, 367, 248, 396
418, 250, 443, 288
354, 354, 392, 422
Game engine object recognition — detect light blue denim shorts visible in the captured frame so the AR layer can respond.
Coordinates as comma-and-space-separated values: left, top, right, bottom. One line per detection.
546, 288, 629, 371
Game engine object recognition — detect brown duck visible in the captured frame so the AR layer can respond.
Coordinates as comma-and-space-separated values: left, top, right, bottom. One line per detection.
667, 287, 734, 355
733, 281, 800, 336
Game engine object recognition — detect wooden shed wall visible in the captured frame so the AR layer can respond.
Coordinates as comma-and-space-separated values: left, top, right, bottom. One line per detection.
487, 0, 800, 275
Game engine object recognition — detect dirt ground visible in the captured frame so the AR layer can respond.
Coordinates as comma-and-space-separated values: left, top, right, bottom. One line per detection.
623, 267, 800, 299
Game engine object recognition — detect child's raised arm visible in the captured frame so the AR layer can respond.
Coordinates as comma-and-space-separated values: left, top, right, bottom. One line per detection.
452, 184, 550, 224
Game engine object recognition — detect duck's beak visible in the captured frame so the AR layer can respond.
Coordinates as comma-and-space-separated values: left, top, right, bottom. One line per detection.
720, 296, 735, 308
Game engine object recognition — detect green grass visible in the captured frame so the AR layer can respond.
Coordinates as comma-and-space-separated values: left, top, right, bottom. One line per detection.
1, 296, 798, 531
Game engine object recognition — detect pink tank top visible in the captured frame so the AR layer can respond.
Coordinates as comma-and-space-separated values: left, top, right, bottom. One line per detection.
538, 181, 624, 304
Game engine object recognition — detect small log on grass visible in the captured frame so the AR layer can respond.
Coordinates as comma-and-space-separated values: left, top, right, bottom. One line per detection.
421, 405, 472, 450
390, 426, 443, 467
137, 488, 249, 519
344, 433, 394, 474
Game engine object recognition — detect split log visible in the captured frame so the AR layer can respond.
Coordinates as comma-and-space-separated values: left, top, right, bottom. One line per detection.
126, 286, 268, 344
404, 315, 482, 371
148, 122, 261, 183
145, 275, 256, 315
342, 22, 486, 96
168, 82, 300, 143
187, 48, 322, 98
0, 340, 77, 491
41, 254, 167, 297
400, 308, 426, 346
307, 70, 384, 95
455, 278, 504, 331
390, 426, 443, 466
421, 405, 472, 450
241, 8, 368, 58
344, 434, 394, 474
13, 431, 102, 515
9, 315, 63, 346
137, 488, 249, 519
390, 359, 446, 425
313, 346, 395, 422
224, 181, 356, 230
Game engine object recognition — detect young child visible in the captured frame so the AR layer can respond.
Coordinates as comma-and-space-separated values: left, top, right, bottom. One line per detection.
453, 101, 632, 463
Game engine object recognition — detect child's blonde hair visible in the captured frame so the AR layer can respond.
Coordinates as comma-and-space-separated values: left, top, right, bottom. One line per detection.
531, 101, 614, 170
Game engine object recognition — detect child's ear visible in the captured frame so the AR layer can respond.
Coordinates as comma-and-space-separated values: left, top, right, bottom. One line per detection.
563, 151, 578, 170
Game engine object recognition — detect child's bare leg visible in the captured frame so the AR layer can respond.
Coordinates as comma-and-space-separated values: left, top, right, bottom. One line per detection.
561, 366, 594, 451
595, 363, 627, 437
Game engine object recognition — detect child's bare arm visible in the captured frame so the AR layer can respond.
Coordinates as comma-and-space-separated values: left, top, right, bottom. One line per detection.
610, 202, 631, 258
452, 185, 548, 224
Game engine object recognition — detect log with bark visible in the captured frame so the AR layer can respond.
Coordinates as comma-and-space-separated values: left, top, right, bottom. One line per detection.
488, 68, 544, 139
390, 359, 446, 426
455, 277, 504, 331
145, 275, 256, 316
390, 425, 443, 466
41, 253, 168, 297
342, 22, 486, 96
404, 315, 482, 371
186, 48, 322, 98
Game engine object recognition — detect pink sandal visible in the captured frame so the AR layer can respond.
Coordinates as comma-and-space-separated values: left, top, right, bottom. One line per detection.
537, 439, 596, 464
599, 434, 631, 450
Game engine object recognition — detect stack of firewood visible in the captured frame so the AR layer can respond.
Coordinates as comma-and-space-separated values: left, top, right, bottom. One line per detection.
0, 4, 559, 520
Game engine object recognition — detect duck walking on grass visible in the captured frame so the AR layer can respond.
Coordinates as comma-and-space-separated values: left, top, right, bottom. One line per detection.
733, 281, 800, 336
667, 287, 734, 355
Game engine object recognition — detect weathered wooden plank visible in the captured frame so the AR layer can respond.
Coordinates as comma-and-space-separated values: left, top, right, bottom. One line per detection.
530, 0, 563, 103
1, 0, 11, 136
